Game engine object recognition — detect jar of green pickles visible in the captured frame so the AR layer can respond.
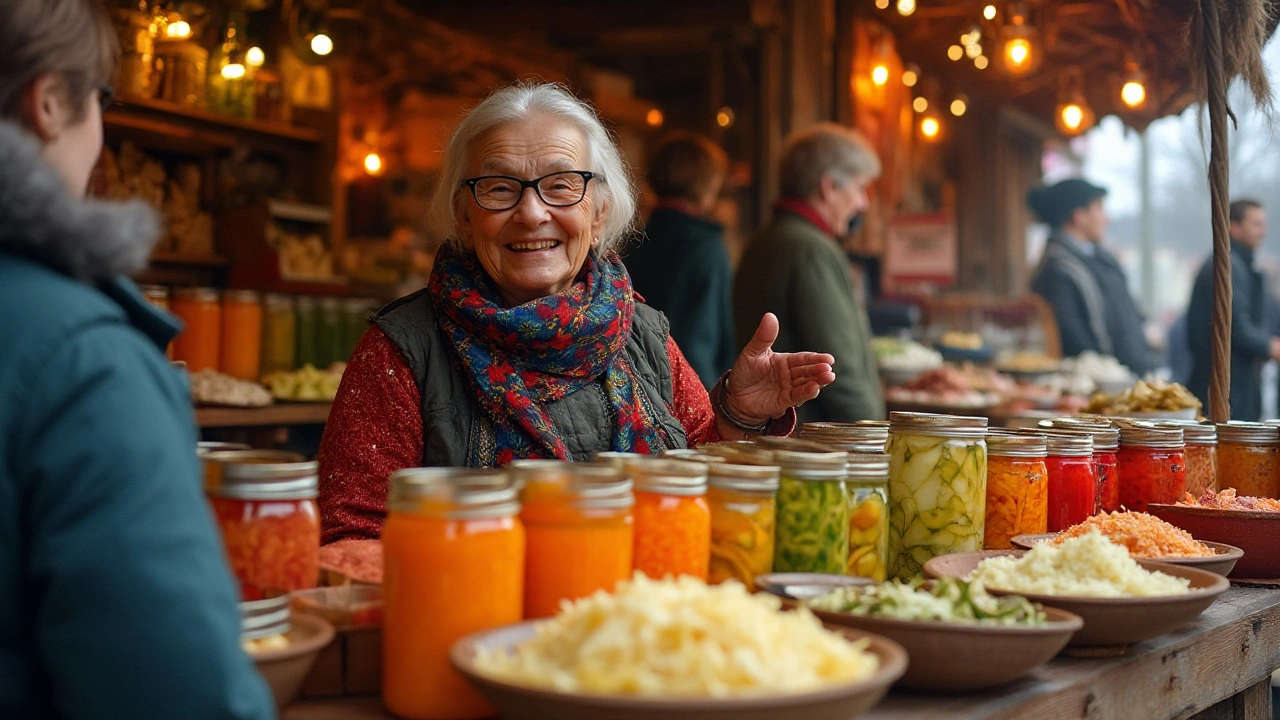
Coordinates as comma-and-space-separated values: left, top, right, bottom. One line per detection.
318, 297, 345, 367
845, 452, 890, 581
261, 293, 296, 374
764, 439, 850, 575
294, 296, 319, 369
887, 412, 988, 580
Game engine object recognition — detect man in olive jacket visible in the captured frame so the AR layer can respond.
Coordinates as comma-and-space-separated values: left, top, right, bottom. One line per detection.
734, 124, 884, 422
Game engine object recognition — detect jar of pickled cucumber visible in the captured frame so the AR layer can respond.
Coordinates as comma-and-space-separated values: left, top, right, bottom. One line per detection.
763, 439, 850, 575
705, 461, 780, 586
983, 433, 1048, 550
845, 452, 890, 581
887, 412, 988, 580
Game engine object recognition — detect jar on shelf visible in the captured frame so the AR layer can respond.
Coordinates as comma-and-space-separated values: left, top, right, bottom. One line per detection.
761, 438, 850, 575
154, 37, 208, 107
627, 458, 710, 581
294, 296, 319, 369
1164, 421, 1218, 498
1216, 422, 1279, 499
382, 468, 523, 720
704, 460, 780, 586
171, 287, 221, 372
220, 290, 262, 381
845, 452, 890, 581
140, 285, 173, 358
204, 454, 319, 601
318, 297, 345, 367
887, 412, 988, 580
261, 293, 297, 375
1038, 430, 1096, 532
207, 13, 255, 120
798, 421, 890, 454
108, 5, 156, 98
510, 460, 634, 619
1116, 422, 1187, 512
983, 433, 1048, 549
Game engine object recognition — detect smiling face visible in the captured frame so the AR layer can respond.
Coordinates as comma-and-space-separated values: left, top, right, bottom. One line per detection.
458, 115, 605, 306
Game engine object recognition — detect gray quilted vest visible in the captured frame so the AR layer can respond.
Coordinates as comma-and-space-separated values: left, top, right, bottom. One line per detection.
373, 289, 688, 467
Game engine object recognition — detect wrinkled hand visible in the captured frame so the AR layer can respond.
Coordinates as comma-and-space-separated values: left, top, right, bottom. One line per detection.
723, 313, 836, 424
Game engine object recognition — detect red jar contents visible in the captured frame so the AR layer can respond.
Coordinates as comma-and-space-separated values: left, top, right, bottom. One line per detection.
210, 496, 320, 600
1045, 455, 1097, 531
1094, 452, 1119, 513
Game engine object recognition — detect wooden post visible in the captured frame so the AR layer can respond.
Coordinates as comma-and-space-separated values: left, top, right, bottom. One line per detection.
1202, 0, 1233, 424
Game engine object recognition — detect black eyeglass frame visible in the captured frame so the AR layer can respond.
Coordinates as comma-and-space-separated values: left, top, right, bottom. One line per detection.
98, 85, 115, 112
462, 170, 598, 211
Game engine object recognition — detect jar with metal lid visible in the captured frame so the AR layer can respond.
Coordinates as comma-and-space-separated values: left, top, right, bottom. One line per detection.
1216, 422, 1279, 499
887, 412, 988, 579
204, 455, 319, 600
1162, 421, 1218, 497
1116, 422, 1187, 512
983, 434, 1048, 549
1037, 431, 1096, 532
661, 448, 727, 463
171, 287, 221, 372
200, 448, 305, 492
295, 296, 319, 368
798, 421, 890, 454
626, 457, 710, 581
765, 438, 850, 575
510, 460, 634, 619
318, 297, 345, 367
196, 441, 251, 456
262, 293, 297, 374
239, 596, 291, 649
1042, 418, 1120, 513
696, 441, 778, 466
845, 452, 890, 581
704, 461, 780, 585
220, 289, 263, 381
382, 468, 524, 720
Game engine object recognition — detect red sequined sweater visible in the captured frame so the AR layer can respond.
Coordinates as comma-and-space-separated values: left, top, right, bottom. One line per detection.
318, 325, 794, 543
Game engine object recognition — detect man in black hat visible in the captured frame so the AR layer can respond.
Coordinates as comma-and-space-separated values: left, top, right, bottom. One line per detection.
1028, 178, 1154, 376
1185, 199, 1279, 420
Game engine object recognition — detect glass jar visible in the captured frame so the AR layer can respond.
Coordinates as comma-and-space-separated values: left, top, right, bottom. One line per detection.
140, 285, 173, 358
705, 461, 779, 586
510, 460, 634, 619
845, 452, 890, 581
204, 455, 319, 601
318, 297, 345, 367
1216, 422, 1280, 499
1039, 419, 1119, 513
764, 438, 850, 575
199, 448, 301, 493
1164, 421, 1218, 498
294, 296, 319, 369
983, 434, 1048, 549
382, 469, 524, 720
887, 413, 988, 580
798, 421, 890, 454
627, 458, 710, 581
1039, 431, 1096, 532
109, 6, 156, 98
1116, 423, 1187, 512
262, 293, 297, 374
207, 14, 255, 120
344, 298, 375, 358
220, 290, 263, 381
171, 287, 221, 372
154, 37, 208, 107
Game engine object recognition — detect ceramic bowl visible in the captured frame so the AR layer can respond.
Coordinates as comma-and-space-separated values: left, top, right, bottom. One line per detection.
1009, 533, 1243, 577
450, 620, 907, 720
923, 551, 1229, 646
251, 613, 336, 710
1147, 503, 1280, 578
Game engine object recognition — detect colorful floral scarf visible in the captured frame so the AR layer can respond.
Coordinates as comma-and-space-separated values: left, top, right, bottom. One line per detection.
428, 245, 666, 466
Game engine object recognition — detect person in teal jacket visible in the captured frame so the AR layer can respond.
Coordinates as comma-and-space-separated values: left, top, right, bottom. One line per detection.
0, 1, 274, 718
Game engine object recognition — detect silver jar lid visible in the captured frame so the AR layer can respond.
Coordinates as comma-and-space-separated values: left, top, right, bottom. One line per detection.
1158, 420, 1217, 445
1038, 418, 1120, 451
239, 596, 291, 641
203, 451, 316, 500
1215, 422, 1280, 446
388, 468, 520, 518
1116, 421, 1184, 449
798, 421, 889, 453
196, 441, 252, 456
509, 460, 634, 511
754, 438, 848, 480
1031, 429, 1094, 457
624, 457, 708, 497
889, 411, 988, 439
986, 432, 1048, 458
593, 451, 649, 469
661, 449, 728, 464
845, 451, 890, 482
707, 461, 781, 494
697, 442, 779, 466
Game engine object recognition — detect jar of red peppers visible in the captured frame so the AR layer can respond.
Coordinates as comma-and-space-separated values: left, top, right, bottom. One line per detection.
1037, 431, 1096, 531
626, 457, 711, 581
1216, 422, 1279, 499
1116, 422, 1186, 512
1163, 421, 1218, 497
983, 433, 1048, 549
205, 455, 320, 600
1040, 419, 1119, 513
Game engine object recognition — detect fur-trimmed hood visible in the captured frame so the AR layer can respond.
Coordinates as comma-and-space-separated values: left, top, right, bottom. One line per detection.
0, 121, 160, 282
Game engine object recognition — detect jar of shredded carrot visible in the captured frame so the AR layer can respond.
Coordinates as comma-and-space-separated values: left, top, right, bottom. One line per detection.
171, 287, 221, 372
627, 458, 710, 581
1216, 422, 1279, 499
511, 460, 634, 619
382, 469, 524, 720
204, 454, 319, 601
220, 290, 263, 381
1116, 422, 1186, 512
844, 452, 890, 581
705, 461, 779, 586
1041, 430, 1096, 532
1164, 421, 1218, 497
983, 433, 1048, 549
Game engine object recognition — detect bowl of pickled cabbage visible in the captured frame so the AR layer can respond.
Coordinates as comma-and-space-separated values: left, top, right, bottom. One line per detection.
801, 578, 1081, 692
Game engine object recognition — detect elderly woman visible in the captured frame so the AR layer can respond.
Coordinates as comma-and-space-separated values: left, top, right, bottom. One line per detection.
319, 83, 836, 542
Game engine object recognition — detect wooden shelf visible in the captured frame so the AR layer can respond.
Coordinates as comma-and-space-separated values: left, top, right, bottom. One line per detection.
196, 402, 331, 428
149, 252, 230, 267
107, 94, 324, 145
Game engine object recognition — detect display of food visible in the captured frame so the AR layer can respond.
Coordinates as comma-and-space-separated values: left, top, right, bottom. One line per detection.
630, 459, 710, 581
1178, 488, 1280, 512
706, 463, 779, 586
939, 331, 984, 351
1084, 379, 1201, 416
983, 435, 1048, 550
1116, 423, 1187, 512
317, 538, 383, 585
188, 368, 274, 407
873, 337, 944, 374
884, 365, 1004, 407
272, 225, 337, 280
810, 577, 1046, 626
1048, 511, 1214, 558
1061, 352, 1134, 389
996, 351, 1060, 374
1041, 432, 1096, 532
970, 531, 1192, 597
242, 632, 291, 654
772, 449, 850, 575
473, 573, 879, 697
262, 362, 345, 401
1216, 423, 1280, 499
845, 453, 891, 581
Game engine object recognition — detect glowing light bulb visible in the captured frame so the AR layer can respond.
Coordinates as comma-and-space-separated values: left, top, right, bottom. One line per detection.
951, 98, 968, 116
912, 97, 928, 113
871, 64, 889, 86
716, 107, 735, 128
646, 109, 664, 127
966, 42, 983, 59
897, 0, 916, 16
974, 55, 990, 70
246, 47, 265, 67
220, 63, 246, 80
310, 33, 333, 56
364, 153, 383, 175
921, 116, 940, 139
902, 69, 919, 87
948, 45, 964, 61
1122, 81, 1147, 108
983, 4, 997, 20
165, 20, 191, 38
875, 0, 889, 8
1003, 37, 1033, 75
1061, 103, 1084, 131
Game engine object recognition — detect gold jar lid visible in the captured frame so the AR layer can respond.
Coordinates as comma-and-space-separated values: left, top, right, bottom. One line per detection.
625, 457, 708, 497
707, 461, 781, 494
508, 460, 634, 510
986, 432, 1048, 458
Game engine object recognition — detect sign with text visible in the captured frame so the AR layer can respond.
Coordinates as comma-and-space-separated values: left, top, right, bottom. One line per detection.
884, 213, 957, 286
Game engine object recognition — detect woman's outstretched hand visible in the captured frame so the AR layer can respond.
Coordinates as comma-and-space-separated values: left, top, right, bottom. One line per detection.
722, 313, 836, 424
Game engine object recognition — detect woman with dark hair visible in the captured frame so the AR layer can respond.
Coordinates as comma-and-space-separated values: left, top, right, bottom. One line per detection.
0, 2, 272, 717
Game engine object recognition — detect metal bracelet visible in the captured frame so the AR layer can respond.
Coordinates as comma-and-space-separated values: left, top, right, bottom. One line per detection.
716, 370, 770, 434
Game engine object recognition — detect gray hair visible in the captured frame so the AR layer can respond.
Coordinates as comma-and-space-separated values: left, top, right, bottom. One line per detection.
428, 82, 638, 255
778, 123, 881, 199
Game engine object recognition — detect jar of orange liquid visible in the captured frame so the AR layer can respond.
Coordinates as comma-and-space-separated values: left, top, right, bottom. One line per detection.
510, 460, 634, 619
220, 290, 263, 381
382, 469, 524, 720
626, 457, 710, 581
139, 285, 174, 358
171, 287, 221, 372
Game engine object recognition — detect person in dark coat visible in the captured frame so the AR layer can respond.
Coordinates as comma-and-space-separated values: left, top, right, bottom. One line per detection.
1028, 178, 1154, 376
0, 2, 274, 718
626, 132, 734, 387
1186, 200, 1278, 421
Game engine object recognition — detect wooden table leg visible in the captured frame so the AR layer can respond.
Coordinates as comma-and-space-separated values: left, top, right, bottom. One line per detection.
1188, 677, 1273, 720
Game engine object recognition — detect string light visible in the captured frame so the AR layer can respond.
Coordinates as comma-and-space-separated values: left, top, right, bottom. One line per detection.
871, 64, 890, 86
220, 63, 246, 80
896, 0, 916, 16
948, 45, 964, 61
646, 109, 664, 127
974, 55, 990, 70
310, 33, 334, 56
875, 0, 889, 8
912, 97, 929, 113
1055, 69, 1095, 136
983, 4, 997, 20
716, 107, 736, 128
921, 115, 941, 140
951, 95, 969, 117
165, 20, 191, 38
902, 65, 920, 87
1120, 58, 1149, 110
363, 152, 384, 176
1060, 104, 1085, 131
246, 47, 266, 67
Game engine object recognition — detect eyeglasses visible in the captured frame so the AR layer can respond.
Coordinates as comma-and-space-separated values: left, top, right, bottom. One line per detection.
462, 171, 597, 211
98, 85, 115, 113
